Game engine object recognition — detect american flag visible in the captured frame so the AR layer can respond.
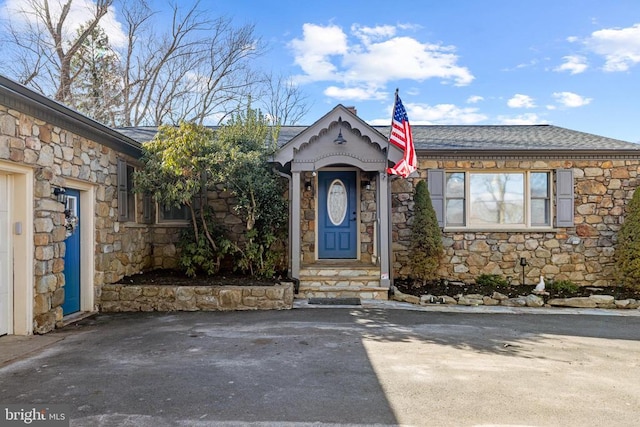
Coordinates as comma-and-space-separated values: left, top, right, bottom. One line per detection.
387, 94, 416, 178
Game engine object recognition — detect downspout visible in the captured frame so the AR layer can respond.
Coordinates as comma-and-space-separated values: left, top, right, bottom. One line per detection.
273, 167, 299, 293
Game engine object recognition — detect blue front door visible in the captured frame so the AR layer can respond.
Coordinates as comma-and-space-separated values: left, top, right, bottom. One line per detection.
62, 189, 80, 315
318, 171, 357, 259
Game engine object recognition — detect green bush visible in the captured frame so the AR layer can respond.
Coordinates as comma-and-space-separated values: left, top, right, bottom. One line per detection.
548, 279, 579, 294
615, 187, 640, 289
409, 180, 444, 285
178, 207, 232, 277
475, 274, 508, 287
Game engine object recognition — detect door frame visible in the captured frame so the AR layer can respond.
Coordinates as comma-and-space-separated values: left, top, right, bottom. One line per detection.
314, 167, 361, 261
63, 179, 95, 317
0, 161, 34, 335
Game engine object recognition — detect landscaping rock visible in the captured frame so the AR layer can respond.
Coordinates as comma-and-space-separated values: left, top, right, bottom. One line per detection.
547, 297, 597, 308
524, 294, 544, 307
500, 297, 527, 307
491, 292, 508, 301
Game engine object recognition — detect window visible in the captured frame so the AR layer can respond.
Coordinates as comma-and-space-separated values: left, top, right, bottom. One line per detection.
158, 204, 190, 222
117, 159, 136, 222
430, 169, 567, 229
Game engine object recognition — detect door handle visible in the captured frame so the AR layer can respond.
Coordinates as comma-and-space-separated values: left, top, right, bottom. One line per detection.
350, 212, 357, 221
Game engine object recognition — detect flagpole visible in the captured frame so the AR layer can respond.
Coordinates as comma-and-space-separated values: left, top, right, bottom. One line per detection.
385, 88, 399, 297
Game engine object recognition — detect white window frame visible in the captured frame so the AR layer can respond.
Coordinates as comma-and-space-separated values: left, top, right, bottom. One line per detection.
444, 170, 553, 230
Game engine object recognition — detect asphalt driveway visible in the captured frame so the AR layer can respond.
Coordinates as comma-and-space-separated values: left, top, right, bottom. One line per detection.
1, 306, 640, 426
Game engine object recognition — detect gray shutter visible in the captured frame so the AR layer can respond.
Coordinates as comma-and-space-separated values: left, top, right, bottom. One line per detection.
142, 194, 154, 223
117, 159, 128, 221
556, 169, 574, 227
428, 169, 445, 227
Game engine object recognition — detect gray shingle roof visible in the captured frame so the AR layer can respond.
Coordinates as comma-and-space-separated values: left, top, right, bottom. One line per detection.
117, 124, 640, 153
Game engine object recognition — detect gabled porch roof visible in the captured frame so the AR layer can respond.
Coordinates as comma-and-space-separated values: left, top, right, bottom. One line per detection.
273, 104, 403, 170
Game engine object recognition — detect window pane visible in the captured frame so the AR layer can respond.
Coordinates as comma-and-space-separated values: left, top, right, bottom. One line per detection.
446, 199, 464, 226
470, 173, 524, 225
530, 172, 549, 198
161, 204, 190, 221
446, 172, 465, 198
531, 199, 550, 226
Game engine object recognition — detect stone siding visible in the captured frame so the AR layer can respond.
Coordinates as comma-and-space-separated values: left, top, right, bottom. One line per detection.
100, 282, 294, 312
0, 106, 154, 333
391, 158, 640, 287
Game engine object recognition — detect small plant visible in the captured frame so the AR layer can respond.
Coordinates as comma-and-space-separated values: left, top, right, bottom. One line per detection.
475, 274, 508, 287
548, 279, 579, 294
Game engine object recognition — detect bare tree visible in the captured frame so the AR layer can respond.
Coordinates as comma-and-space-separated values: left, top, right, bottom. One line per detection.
1, 0, 112, 103
1, 0, 267, 127
100, 0, 266, 126
260, 72, 311, 126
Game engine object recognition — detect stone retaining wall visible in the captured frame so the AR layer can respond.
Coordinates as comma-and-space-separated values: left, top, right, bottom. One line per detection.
393, 288, 640, 310
100, 282, 295, 312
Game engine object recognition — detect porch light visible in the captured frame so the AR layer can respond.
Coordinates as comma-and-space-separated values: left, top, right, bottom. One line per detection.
361, 180, 371, 190
53, 187, 67, 205
333, 116, 347, 144
305, 181, 312, 191
333, 129, 347, 145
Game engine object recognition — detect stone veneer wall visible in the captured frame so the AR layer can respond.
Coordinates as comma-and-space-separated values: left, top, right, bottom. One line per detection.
391, 158, 640, 287
0, 106, 154, 333
100, 282, 294, 311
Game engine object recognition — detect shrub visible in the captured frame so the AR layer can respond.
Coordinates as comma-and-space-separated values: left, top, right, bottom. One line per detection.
548, 279, 579, 294
616, 187, 640, 289
409, 180, 444, 285
475, 274, 508, 287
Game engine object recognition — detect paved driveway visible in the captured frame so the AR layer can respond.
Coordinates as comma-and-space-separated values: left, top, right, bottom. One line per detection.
1, 306, 640, 426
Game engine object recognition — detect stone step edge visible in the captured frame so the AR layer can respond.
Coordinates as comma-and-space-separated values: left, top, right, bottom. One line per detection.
299, 275, 381, 281
298, 285, 387, 292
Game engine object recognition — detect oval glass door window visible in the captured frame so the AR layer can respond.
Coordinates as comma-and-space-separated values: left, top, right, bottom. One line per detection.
327, 179, 348, 225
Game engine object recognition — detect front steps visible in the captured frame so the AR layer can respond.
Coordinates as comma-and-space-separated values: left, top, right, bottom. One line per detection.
296, 262, 389, 300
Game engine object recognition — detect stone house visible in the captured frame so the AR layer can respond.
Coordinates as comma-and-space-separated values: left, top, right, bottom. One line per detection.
272, 105, 640, 299
0, 76, 162, 335
2, 75, 640, 335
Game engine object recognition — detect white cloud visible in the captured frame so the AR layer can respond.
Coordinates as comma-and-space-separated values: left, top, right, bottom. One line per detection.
351, 24, 396, 45
498, 113, 545, 125
289, 23, 474, 100
466, 95, 484, 104
507, 94, 536, 108
555, 55, 588, 74
3, 0, 127, 49
289, 23, 349, 83
553, 91, 592, 108
585, 23, 640, 71
324, 85, 387, 101
370, 102, 487, 125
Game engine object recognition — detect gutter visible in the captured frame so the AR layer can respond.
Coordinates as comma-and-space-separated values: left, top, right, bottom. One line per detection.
0, 75, 142, 158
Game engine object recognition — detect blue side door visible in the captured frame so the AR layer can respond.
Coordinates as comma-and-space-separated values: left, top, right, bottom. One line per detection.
318, 171, 357, 259
62, 189, 80, 315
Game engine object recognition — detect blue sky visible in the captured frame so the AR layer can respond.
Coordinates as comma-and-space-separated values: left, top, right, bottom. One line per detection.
203, 0, 640, 143
2, 0, 639, 142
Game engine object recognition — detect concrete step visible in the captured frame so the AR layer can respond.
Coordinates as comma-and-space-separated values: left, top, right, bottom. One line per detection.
297, 262, 387, 300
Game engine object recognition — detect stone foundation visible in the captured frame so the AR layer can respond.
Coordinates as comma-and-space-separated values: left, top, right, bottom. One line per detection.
100, 282, 294, 312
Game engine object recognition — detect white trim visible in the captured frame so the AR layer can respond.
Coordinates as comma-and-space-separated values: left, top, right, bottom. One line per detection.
0, 160, 34, 335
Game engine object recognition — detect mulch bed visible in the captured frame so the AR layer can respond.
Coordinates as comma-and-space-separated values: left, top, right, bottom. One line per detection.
121, 269, 279, 287
394, 279, 640, 300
